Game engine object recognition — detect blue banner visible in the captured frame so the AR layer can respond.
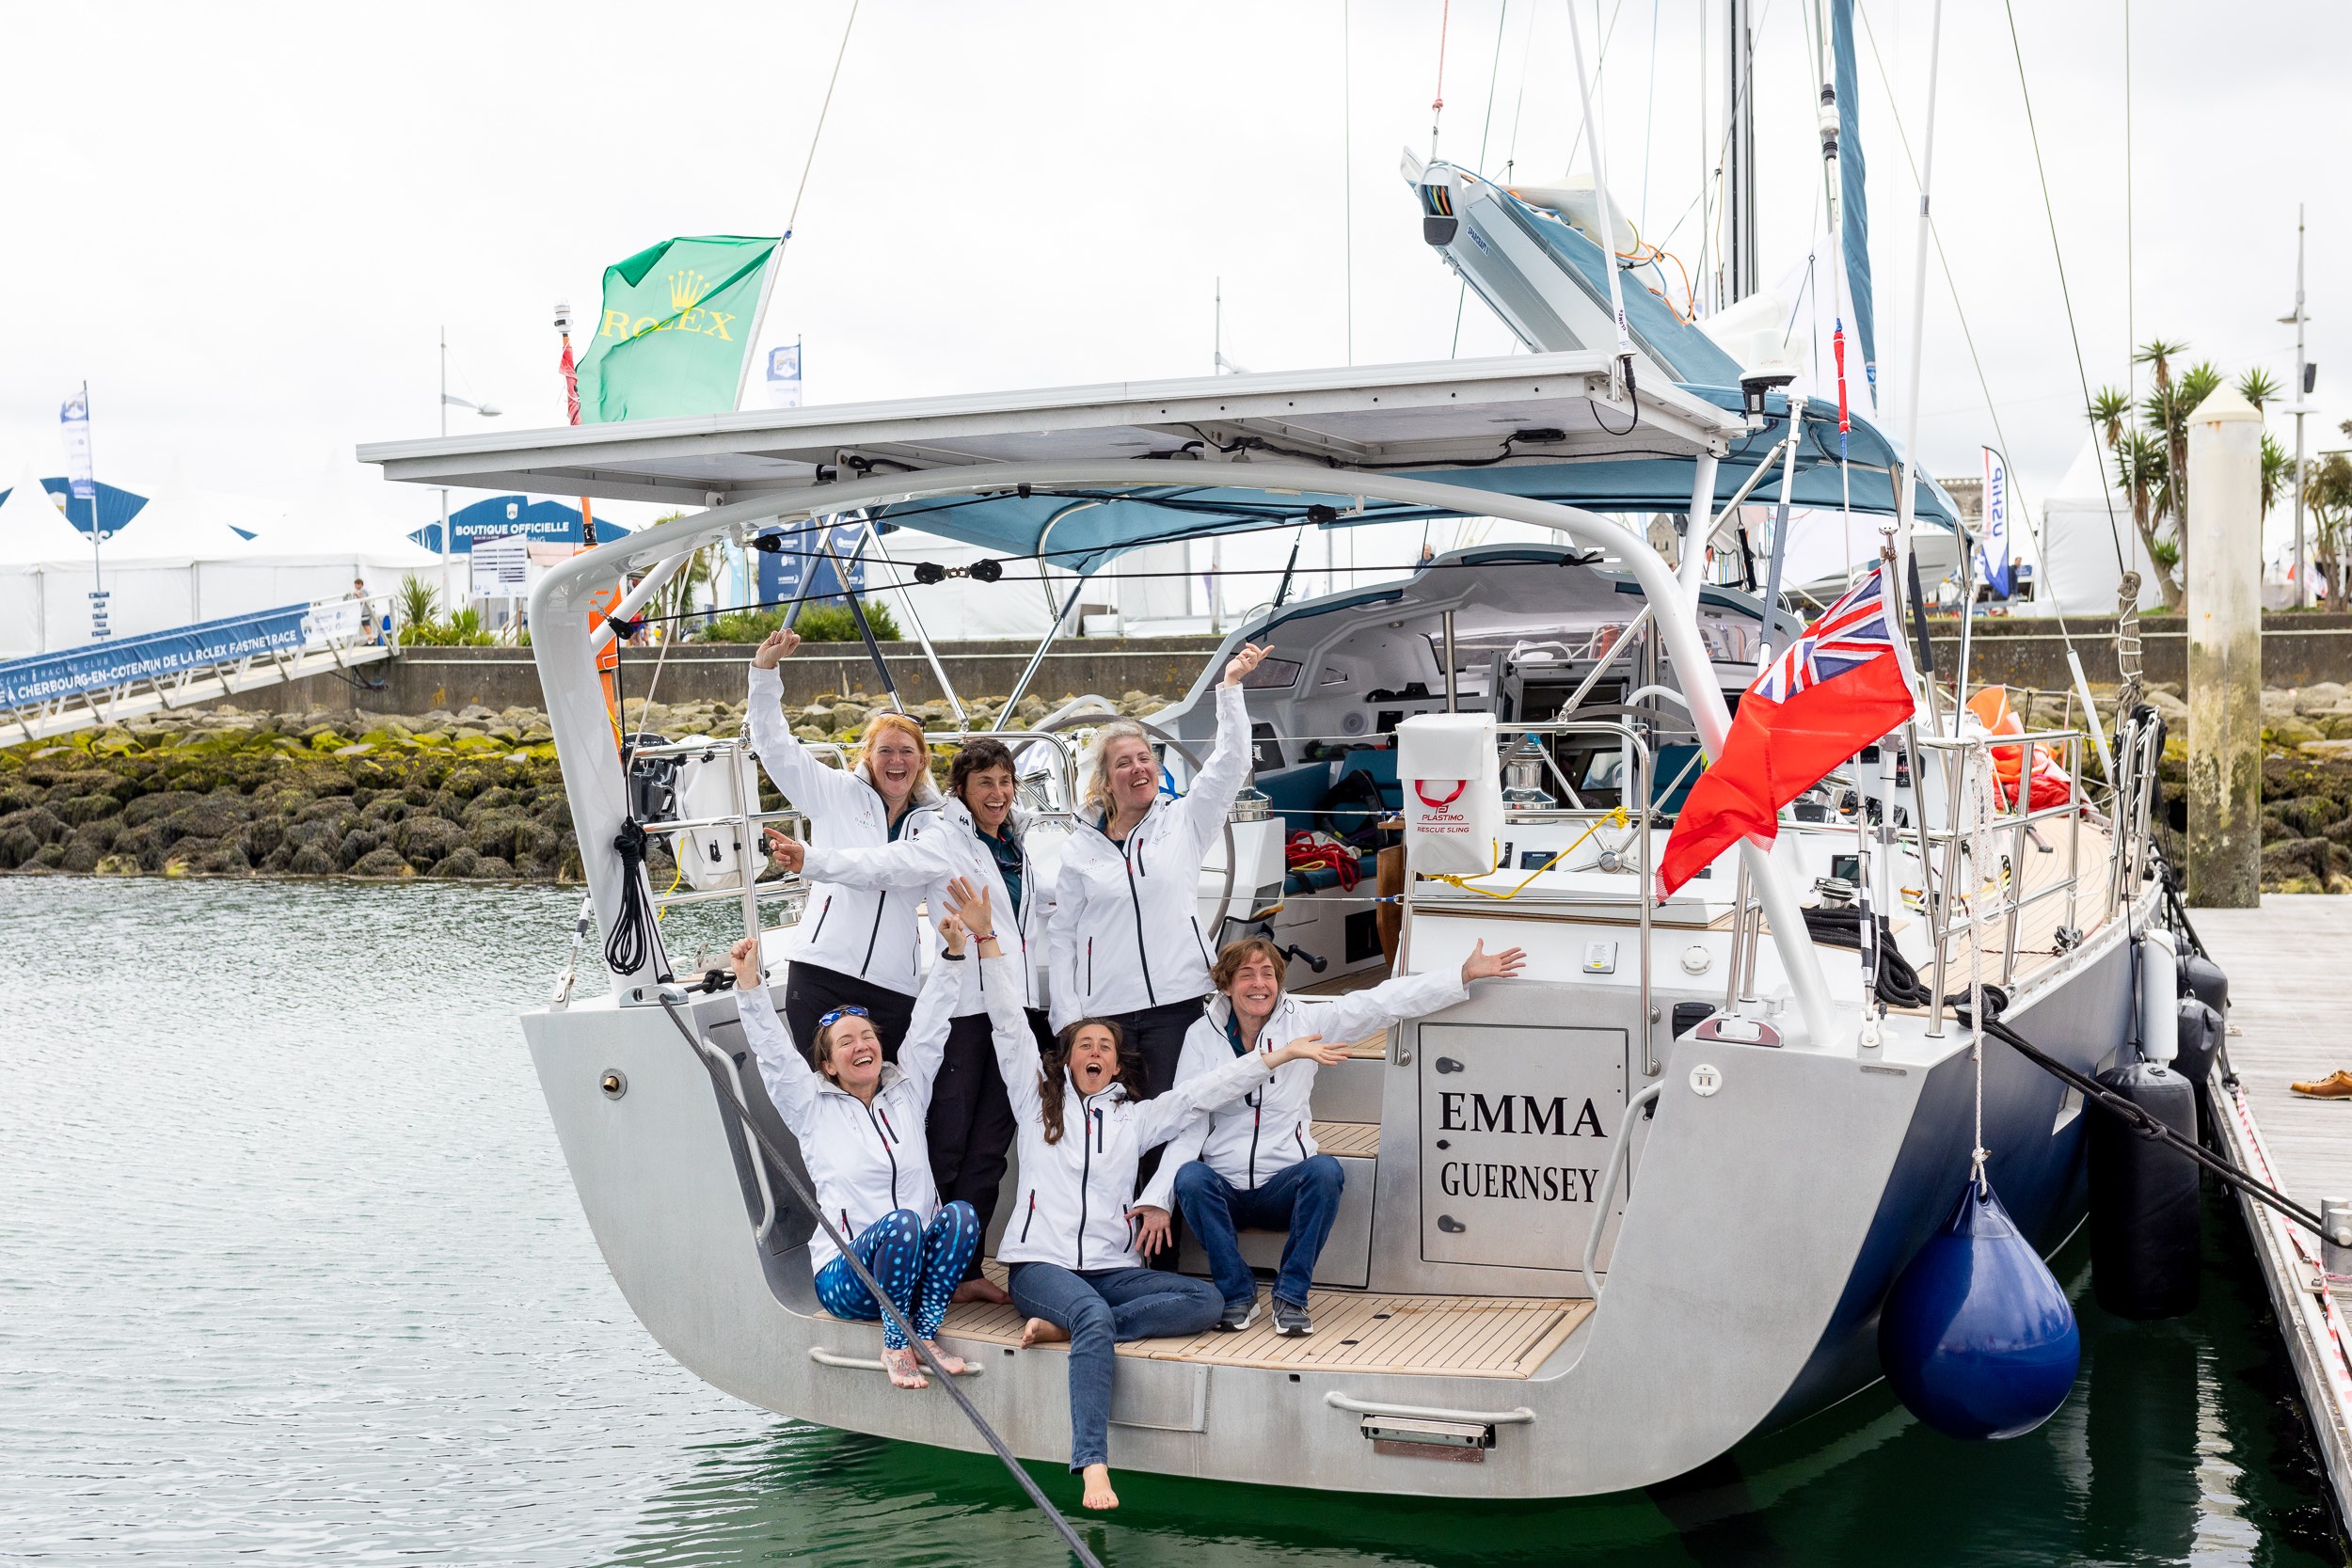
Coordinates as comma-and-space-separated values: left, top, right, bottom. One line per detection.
755, 520, 866, 611
0, 602, 311, 709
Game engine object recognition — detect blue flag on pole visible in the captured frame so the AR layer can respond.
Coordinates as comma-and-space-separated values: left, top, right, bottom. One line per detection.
60, 391, 95, 502
1977, 448, 2012, 597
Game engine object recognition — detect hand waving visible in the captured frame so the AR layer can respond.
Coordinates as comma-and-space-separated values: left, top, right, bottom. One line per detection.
1461, 939, 1527, 984
1221, 642, 1271, 688
752, 626, 802, 670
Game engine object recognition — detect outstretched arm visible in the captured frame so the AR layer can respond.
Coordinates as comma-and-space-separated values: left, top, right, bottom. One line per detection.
1170, 644, 1268, 860
726, 936, 818, 1132
745, 645, 866, 819
1129, 1030, 1346, 1150
769, 816, 956, 892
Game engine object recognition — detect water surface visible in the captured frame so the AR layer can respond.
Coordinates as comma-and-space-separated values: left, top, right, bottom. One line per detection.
2, 878, 2342, 1565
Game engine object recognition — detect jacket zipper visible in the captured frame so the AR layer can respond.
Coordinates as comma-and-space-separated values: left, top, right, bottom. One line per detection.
1248, 1093, 1263, 1188
808, 895, 834, 943
859, 890, 887, 976
865, 1101, 901, 1209
1085, 938, 1093, 995
1122, 844, 1156, 1004
1076, 1098, 1096, 1269
1191, 915, 1212, 966
1020, 1190, 1038, 1242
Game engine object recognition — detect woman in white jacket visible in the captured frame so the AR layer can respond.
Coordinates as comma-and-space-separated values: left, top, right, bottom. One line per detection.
1045, 642, 1268, 1167
728, 892, 1007, 1389
1144, 935, 1525, 1338
764, 737, 1044, 1306
747, 626, 941, 1058
970, 877, 1347, 1511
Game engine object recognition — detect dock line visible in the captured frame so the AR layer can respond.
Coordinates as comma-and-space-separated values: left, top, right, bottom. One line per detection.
1962, 1003, 2325, 1235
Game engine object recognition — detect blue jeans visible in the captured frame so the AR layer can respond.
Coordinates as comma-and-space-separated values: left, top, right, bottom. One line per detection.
1173, 1153, 1344, 1309
813, 1203, 980, 1350
1006, 1261, 1223, 1470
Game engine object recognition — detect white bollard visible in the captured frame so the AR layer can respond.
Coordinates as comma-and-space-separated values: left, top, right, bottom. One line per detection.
2185, 386, 2265, 908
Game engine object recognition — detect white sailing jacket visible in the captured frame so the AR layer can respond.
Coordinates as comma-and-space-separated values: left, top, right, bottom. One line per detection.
733, 950, 962, 1275
747, 664, 942, 996
1139, 967, 1468, 1209
802, 795, 1049, 1016
1045, 681, 1252, 1030
983, 965, 1279, 1273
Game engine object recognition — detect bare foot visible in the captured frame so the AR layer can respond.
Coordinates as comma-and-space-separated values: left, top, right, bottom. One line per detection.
1019, 1316, 1069, 1348
1081, 1463, 1120, 1511
951, 1277, 1012, 1306
882, 1345, 930, 1389
921, 1339, 969, 1375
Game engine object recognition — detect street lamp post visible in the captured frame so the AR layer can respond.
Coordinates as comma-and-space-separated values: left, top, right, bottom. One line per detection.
2280, 206, 2315, 609
437, 325, 501, 614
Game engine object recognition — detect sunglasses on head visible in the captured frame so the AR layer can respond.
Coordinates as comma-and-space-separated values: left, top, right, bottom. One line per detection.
817, 1005, 870, 1029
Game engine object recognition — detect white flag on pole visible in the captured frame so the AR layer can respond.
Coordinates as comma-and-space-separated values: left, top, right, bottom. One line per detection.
60, 391, 95, 504
764, 342, 803, 409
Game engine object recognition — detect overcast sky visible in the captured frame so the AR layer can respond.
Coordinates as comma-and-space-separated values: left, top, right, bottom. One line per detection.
3, 0, 2344, 559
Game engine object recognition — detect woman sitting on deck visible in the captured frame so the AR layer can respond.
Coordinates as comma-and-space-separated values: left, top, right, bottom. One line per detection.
1145, 935, 1525, 1338
747, 626, 941, 1062
966, 875, 1349, 1510
728, 895, 1006, 1389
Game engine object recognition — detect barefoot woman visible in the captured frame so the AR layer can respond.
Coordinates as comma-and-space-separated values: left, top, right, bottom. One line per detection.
730, 895, 1009, 1387
972, 875, 1346, 1509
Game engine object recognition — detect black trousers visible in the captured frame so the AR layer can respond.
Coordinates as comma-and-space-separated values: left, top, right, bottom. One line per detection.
1105, 994, 1210, 1267
783, 961, 918, 1067
927, 1011, 1021, 1280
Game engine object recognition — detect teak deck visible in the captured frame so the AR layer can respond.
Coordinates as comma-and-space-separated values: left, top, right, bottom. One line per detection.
2197, 896, 2352, 1528
941, 1268, 1590, 1379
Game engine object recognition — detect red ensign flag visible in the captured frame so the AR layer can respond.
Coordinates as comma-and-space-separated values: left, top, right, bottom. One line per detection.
1658, 566, 1920, 895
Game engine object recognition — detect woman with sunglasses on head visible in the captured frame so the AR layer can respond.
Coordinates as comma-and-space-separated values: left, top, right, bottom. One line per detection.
763, 736, 1045, 1306
729, 892, 1009, 1389
748, 626, 941, 1061
1045, 643, 1269, 1177
968, 875, 1349, 1512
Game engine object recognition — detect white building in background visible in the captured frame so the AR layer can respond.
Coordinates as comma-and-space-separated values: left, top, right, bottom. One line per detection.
0, 466, 441, 658
2031, 436, 2164, 618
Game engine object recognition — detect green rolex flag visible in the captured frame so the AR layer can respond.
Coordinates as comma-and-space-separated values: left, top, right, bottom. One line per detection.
576, 234, 781, 421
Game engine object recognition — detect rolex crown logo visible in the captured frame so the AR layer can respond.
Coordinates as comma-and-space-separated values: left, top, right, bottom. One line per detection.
666, 269, 709, 311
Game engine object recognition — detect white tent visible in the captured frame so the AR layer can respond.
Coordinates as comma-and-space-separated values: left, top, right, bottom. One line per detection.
2032, 437, 2162, 617
0, 467, 444, 658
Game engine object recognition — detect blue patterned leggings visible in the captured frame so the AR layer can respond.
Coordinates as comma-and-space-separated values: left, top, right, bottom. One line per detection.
813, 1202, 981, 1350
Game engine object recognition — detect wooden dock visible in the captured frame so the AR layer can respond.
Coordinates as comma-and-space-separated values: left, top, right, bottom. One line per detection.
2195, 895, 2352, 1528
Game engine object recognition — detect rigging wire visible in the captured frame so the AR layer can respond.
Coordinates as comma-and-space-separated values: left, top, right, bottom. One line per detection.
781, 0, 862, 250
1999, 0, 2131, 578
1851, 2, 2083, 650
1343, 0, 1354, 365
1452, 0, 1515, 357
651, 995, 1108, 1568
1429, 0, 1453, 160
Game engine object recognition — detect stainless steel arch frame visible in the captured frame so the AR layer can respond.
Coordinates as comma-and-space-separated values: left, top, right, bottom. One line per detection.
527, 460, 1837, 1043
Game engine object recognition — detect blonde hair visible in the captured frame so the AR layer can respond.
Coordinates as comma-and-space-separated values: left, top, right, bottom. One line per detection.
851, 710, 940, 803
1081, 719, 1152, 823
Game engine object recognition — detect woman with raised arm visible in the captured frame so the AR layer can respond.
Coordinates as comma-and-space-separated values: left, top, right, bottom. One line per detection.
747, 626, 941, 1058
763, 737, 1045, 1306
966, 878, 1348, 1512
1045, 641, 1268, 1116
728, 893, 1008, 1388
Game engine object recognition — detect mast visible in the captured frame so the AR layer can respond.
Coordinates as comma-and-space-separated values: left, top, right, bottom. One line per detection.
1724, 0, 1759, 305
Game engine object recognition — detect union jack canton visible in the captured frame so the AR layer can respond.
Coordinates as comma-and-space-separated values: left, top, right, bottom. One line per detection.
1756, 566, 1909, 703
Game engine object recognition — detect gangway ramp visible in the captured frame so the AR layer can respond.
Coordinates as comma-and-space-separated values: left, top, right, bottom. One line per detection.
0, 597, 391, 744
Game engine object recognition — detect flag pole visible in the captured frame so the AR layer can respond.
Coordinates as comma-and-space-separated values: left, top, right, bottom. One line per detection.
84, 381, 106, 641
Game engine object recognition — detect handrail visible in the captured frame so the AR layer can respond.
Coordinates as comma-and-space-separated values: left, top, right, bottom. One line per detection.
1322, 1392, 1535, 1425
1584, 1081, 1665, 1299
810, 1346, 983, 1376
685, 1017, 778, 1242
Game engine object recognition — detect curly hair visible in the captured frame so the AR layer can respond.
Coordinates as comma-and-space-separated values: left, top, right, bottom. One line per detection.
948, 737, 1018, 801
1038, 1018, 1149, 1144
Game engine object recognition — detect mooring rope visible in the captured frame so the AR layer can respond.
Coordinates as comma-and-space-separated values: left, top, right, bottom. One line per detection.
652, 991, 1106, 1568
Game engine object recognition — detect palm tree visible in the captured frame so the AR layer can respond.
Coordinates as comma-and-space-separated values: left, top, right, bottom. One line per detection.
2237, 367, 2281, 414
2261, 433, 2295, 517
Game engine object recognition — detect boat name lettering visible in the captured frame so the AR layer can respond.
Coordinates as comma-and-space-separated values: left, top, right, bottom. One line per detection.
1437, 1162, 1600, 1202
1437, 1092, 1608, 1138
